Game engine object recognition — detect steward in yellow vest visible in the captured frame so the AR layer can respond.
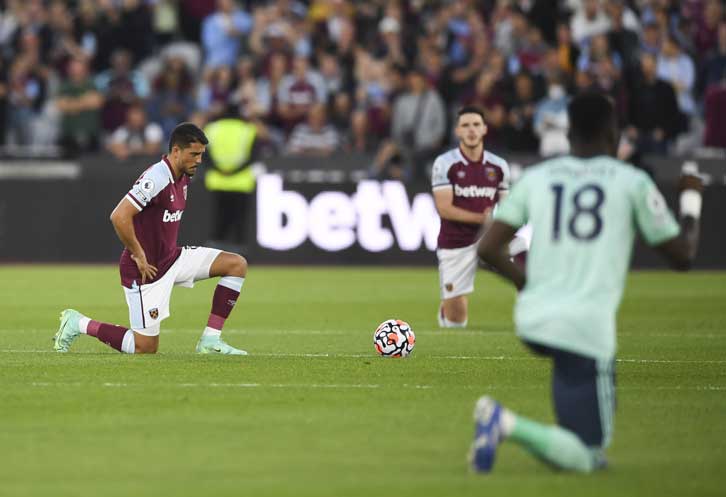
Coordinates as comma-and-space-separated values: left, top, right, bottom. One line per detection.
203, 118, 259, 249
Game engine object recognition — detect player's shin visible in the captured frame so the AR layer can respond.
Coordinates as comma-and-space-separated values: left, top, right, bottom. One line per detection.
505, 412, 596, 472
203, 276, 244, 338
86, 320, 135, 354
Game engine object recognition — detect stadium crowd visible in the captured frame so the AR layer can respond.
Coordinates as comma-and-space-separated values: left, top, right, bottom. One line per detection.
0, 0, 725, 176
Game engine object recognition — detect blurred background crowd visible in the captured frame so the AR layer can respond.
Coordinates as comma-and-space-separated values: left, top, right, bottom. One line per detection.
1, 0, 725, 180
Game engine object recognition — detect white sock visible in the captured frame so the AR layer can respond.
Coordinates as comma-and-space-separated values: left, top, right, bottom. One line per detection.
78, 317, 90, 334
202, 327, 222, 339
121, 330, 135, 354
442, 317, 467, 328
499, 407, 516, 437
219, 276, 244, 292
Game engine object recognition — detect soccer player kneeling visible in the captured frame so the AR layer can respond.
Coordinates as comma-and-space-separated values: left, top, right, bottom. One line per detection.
471, 93, 702, 472
53, 123, 248, 355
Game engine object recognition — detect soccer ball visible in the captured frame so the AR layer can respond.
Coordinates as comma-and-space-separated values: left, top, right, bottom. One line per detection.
373, 319, 415, 357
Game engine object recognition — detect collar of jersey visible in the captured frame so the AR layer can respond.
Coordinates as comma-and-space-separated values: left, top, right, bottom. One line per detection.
162, 155, 176, 184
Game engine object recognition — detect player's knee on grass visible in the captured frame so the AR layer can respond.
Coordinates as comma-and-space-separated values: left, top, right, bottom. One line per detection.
528, 342, 615, 448
134, 333, 159, 354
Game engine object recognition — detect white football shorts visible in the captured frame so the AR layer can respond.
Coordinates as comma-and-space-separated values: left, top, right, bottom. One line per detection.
437, 225, 532, 300
123, 246, 221, 336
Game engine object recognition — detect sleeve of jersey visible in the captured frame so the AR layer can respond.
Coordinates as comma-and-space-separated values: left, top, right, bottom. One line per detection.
632, 172, 680, 246
125, 168, 169, 212
493, 174, 529, 229
431, 156, 451, 190
498, 160, 511, 192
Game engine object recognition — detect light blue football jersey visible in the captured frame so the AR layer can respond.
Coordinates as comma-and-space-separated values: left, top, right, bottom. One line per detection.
494, 155, 680, 360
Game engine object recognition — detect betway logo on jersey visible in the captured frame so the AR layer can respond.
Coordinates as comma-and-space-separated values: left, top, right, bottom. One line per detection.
454, 184, 497, 199
162, 209, 183, 222
257, 174, 439, 252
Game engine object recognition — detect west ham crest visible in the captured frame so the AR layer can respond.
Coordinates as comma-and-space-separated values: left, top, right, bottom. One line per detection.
485, 167, 497, 181
149, 308, 159, 319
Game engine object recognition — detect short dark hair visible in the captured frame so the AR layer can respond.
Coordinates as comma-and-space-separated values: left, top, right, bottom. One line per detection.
456, 106, 485, 124
567, 92, 616, 143
169, 122, 208, 152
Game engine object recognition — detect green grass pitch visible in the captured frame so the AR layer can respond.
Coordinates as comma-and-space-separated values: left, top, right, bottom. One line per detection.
1, 266, 724, 497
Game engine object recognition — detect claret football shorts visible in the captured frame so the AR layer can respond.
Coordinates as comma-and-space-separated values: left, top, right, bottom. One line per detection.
123, 246, 221, 336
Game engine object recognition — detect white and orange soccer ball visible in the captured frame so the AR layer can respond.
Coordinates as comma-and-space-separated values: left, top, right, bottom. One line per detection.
373, 319, 415, 357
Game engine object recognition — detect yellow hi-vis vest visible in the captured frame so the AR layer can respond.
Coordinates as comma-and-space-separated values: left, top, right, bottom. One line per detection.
204, 119, 257, 193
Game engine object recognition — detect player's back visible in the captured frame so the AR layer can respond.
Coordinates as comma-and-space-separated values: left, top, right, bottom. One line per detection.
499, 155, 679, 359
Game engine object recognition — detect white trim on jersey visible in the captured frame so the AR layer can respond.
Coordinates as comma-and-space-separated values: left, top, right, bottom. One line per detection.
127, 159, 172, 210
125, 194, 143, 211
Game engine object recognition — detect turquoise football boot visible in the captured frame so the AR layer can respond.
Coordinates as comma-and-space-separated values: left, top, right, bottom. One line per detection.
195, 336, 248, 355
53, 309, 83, 352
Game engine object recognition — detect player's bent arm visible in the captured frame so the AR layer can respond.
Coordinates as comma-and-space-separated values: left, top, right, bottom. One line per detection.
433, 187, 486, 225
109, 197, 146, 260
654, 175, 703, 271
655, 215, 700, 271
478, 221, 526, 291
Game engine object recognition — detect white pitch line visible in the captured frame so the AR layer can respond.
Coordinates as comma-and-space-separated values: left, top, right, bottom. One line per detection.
28, 382, 433, 390
25, 382, 725, 391
3, 349, 726, 364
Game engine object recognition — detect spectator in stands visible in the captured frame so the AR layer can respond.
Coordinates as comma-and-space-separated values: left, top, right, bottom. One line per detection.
554, 22, 580, 77
626, 53, 681, 155
533, 79, 569, 157
350, 55, 392, 152
95, 49, 149, 132
369, 67, 446, 181
286, 103, 340, 157
703, 70, 726, 148
694, 0, 723, 56
55, 58, 103, 157
463, 70, 507, 150
504, 71, 540, 153
197, 65, 235, 122
375, 16, 406, 67
640, 22, 662, 56
147, 56, 195, 142
0, 56, 7, 145
701, 22, 726, 92
6, 53, 46, 147
657, 34, 696, 120
605, 0, 641, 73
201, 0, 253, 68
107, 103, 163, 160
256, 52, 288, 134
230, 56, 266, 121
277, 54, 327, 132
570, 0, 610, 47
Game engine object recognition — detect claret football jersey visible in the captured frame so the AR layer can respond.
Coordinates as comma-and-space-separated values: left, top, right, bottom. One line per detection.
431, 147, 510, 249
119, 156, 191, 288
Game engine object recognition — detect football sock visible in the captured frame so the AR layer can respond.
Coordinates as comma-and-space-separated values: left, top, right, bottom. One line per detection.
442, 317, 467, 328
205, 276, 244, 335
78, 316, 90, 334
504, 411, 595, 472
87, 320, 134, 354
